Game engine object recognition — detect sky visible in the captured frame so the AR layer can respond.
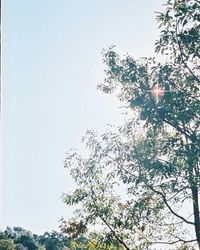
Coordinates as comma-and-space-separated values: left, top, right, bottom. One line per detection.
2, 0, 165, 234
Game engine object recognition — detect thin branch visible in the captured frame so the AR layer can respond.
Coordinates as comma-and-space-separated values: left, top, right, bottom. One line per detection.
144, 181, 194, 225
111, 158, 194, 226
151, 238, 197, 245
175, 19, 200, 84
168, 186, 190, 201
90, 189, 130, 250
98, 215, 130, 250
163, 118, 198, 143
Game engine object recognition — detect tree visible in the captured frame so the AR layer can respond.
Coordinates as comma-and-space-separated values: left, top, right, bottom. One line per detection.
15, 235, 38, 250
38, 231, 70, 250
0, 227, 39, 250
62, 0, 200, 249
15, 243, 28, 250
0, 239, 16, 250
0, 227, 71, 250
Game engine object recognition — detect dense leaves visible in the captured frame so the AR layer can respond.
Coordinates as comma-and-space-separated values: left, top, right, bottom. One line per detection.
0, 227, 72, 250
0, 239, 16, 250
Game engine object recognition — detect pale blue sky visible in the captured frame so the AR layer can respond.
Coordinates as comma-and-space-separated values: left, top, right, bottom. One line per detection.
2, 0, 164, 234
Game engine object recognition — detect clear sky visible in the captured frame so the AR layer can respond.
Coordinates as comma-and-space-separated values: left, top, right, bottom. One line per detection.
2, 0, 165, 234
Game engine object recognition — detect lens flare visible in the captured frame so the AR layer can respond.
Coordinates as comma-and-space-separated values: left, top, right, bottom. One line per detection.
151, 84, 165, 100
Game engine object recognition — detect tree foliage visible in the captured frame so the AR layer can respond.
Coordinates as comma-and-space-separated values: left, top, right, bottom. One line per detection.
0, 227, 73, 250
62, 0, 200, 249
0, 239, 16, 250
38, 231, 69, 250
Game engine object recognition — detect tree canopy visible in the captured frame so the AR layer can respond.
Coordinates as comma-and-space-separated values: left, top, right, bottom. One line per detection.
0, 227, 72, 250
62, 0, 200, 249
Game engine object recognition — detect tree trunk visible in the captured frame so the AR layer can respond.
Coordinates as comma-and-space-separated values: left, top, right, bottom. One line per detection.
191, 184, 200, 249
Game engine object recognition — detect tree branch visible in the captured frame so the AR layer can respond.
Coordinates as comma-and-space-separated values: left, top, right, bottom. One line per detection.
151, 238, 197, 245
175, 19, 200, 84
144, 181, 194, 225
98, 215, 130, 250
90, 189, 130, 250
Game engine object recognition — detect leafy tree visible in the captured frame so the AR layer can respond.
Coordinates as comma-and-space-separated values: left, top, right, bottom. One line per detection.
38, 231, 70, 250
0, 239, 16, 250
62, 0, 200, 249
0, 227, 71, 250
0, 227, 15, 240
15, 243, 28, 250
15, 235, 38, 250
